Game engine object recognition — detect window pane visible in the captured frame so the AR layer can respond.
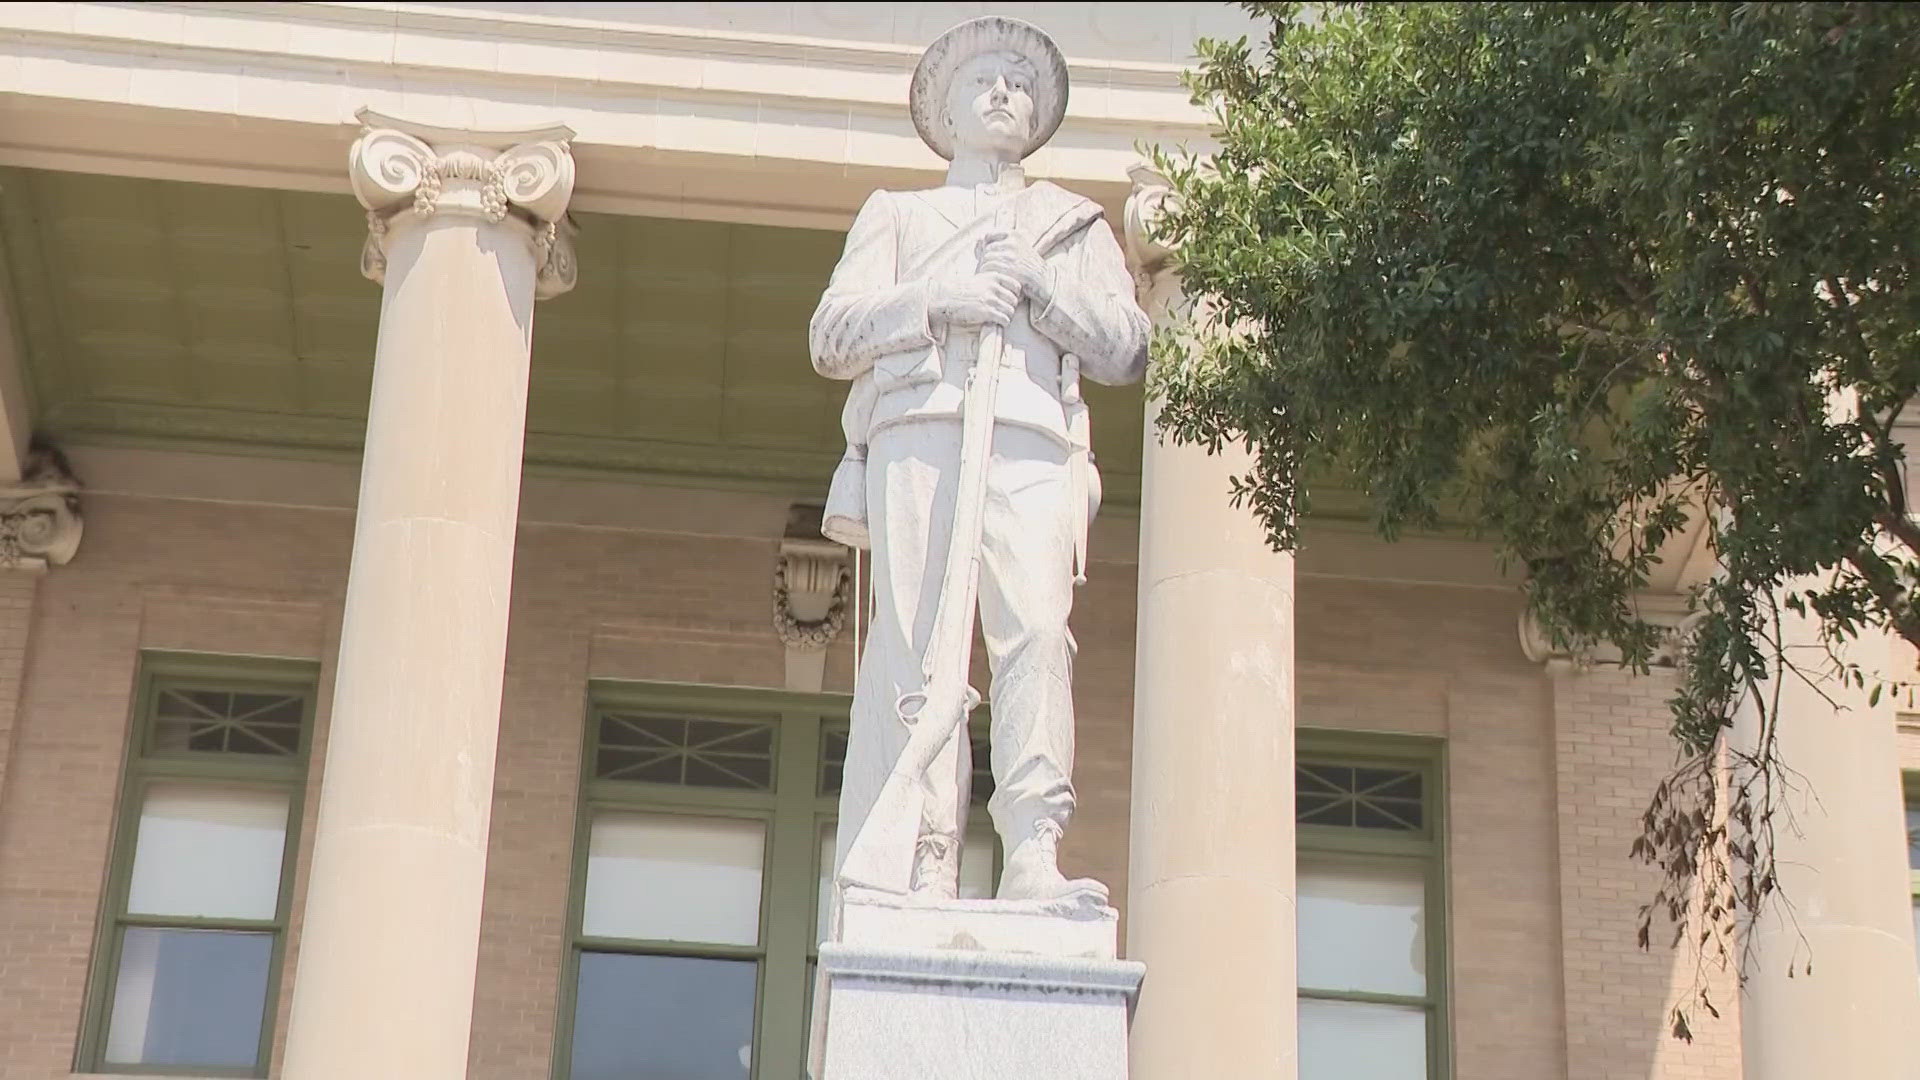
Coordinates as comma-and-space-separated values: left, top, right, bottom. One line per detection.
1295, 763, 1423, 831
817, 824, 836, 944
958, 825, 997, 900
126, 784, 289, 920
104, 928, 271, 1070
1299, 998, 1427, 1080
570, 952, 755, 1080
817, 728, 848, 796
584, 812, 764, 946
815, 820, 998, 942
150, 688, 303, 756
1298, 857, 1426, 996
1906, 799, 1919, 868
596, 713, 775, 791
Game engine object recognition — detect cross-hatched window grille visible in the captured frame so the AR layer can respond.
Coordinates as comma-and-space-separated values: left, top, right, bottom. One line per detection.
148, 687, 305, 757
1296, 736, 1447, 1080
560, 685, 998, 1080
79, 654, 318, 1078
1296, 762, 1425, 832
595, 711, 777, 790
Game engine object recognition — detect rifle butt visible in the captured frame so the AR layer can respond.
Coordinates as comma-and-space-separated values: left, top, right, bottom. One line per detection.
836, 772, 923, 895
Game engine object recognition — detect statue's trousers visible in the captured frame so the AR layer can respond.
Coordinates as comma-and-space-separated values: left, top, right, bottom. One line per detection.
832, 419, 1079, 882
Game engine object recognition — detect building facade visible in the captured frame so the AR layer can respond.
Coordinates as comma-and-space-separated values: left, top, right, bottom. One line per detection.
0, 4, 1914, 1079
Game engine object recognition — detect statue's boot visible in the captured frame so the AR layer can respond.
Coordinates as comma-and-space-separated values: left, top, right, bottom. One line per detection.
995, 820, 1108, 904
910, 831, 960, 899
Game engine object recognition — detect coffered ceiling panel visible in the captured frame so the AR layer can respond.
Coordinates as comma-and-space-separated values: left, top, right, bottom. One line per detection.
0, 167, 1146, 502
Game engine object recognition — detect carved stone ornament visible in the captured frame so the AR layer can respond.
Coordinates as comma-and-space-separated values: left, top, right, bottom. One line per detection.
774, 536, 853, 650
1518, 593, 1696, 669
0, 443, 83, 570
1125, 163, 1198, 331
348, 108, 578, 299
1123, 162, 1177, 289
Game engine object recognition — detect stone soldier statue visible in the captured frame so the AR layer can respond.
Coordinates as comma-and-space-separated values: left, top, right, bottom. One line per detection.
810, 16, 1149, 906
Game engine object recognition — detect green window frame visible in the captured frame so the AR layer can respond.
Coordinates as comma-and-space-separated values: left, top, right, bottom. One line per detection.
555, 681, 996, 1080
77, 651, 319, 1077
1296, 731, 1450, 1080
1904, 772, 1919, 970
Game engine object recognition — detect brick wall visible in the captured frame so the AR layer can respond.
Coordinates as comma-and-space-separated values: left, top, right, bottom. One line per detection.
1550, 665, 1742, 1080
0, 493, 347, 1080
1297, 577, 1569, 1079
0, 484, 1755, 1080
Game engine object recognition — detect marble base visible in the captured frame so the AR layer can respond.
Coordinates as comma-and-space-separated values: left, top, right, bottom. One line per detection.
815, 890, 1146, 1080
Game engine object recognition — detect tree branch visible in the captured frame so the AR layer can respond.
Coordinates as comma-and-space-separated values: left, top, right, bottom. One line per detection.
1844, 545, 1920, 649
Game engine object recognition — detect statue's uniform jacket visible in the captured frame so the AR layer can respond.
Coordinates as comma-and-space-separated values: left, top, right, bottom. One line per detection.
809, 179, 1148, 874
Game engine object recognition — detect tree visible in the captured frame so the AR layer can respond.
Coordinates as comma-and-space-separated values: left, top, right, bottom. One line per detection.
1150, 1, 1920, 1036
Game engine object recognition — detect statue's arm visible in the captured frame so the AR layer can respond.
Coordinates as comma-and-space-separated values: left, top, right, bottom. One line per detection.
809, 192, 938, 380
1030, 218, 1150, 386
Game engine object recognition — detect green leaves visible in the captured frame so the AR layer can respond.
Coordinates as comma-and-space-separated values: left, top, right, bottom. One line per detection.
1156, 1, 1920, 1035
1161, 0, 1920, 712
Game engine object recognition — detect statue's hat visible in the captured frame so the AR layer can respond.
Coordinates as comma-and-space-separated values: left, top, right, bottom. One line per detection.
910, 16, 1069, 162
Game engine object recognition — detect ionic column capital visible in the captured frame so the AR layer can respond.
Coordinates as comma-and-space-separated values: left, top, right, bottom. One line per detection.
1518, 591, 1698, 669
348, 108, 578, 299
0, 443, 82, 571
1124, 162, 1182, 317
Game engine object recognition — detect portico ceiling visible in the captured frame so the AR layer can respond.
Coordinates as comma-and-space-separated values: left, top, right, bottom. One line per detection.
0, 167, 1149, 502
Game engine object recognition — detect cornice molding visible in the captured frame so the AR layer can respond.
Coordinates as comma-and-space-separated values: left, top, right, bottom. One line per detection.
0, 4, 1205, 118
217, 2, 1200, 89
35, 398, 1151, 504
0, 6, 1214, 228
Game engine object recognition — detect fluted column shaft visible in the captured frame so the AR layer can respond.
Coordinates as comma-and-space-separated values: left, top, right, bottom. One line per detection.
281, 110, 575, 1080
1123, 166, 1299, 1079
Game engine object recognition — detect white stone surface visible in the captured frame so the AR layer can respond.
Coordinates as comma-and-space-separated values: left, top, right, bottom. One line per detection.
818, 937, 1143, 1080
838, 886, 1118, 959
278, 113, 574, 1080
1122, 165, 1300, 1080
809, 23, 1147, 1076
815, 16, 1148, 905
1737, 587, 1920, 1080
0, 446, 82, 569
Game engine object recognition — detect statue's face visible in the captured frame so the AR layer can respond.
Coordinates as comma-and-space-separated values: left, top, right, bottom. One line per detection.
945, 51, 1037, 159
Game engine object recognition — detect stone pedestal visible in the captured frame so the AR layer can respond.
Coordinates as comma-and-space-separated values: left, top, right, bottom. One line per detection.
816, 891, 1144, 1080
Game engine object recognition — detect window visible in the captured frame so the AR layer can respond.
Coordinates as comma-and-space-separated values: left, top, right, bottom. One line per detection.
78, 653, 318, 1077
557, 683, 996, 1080
1296, 735, 1447, 1080
1905, 774, 1919, 972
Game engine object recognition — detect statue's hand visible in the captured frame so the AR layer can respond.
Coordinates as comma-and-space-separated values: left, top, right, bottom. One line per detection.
979, 232, 1052, 307
931, 271, 1019, 330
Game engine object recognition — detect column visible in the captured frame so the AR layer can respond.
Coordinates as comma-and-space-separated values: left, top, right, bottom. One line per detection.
281, 110, 576, 1080
1738, 599, 1920, 1079
1123, 165, 1299, 1079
